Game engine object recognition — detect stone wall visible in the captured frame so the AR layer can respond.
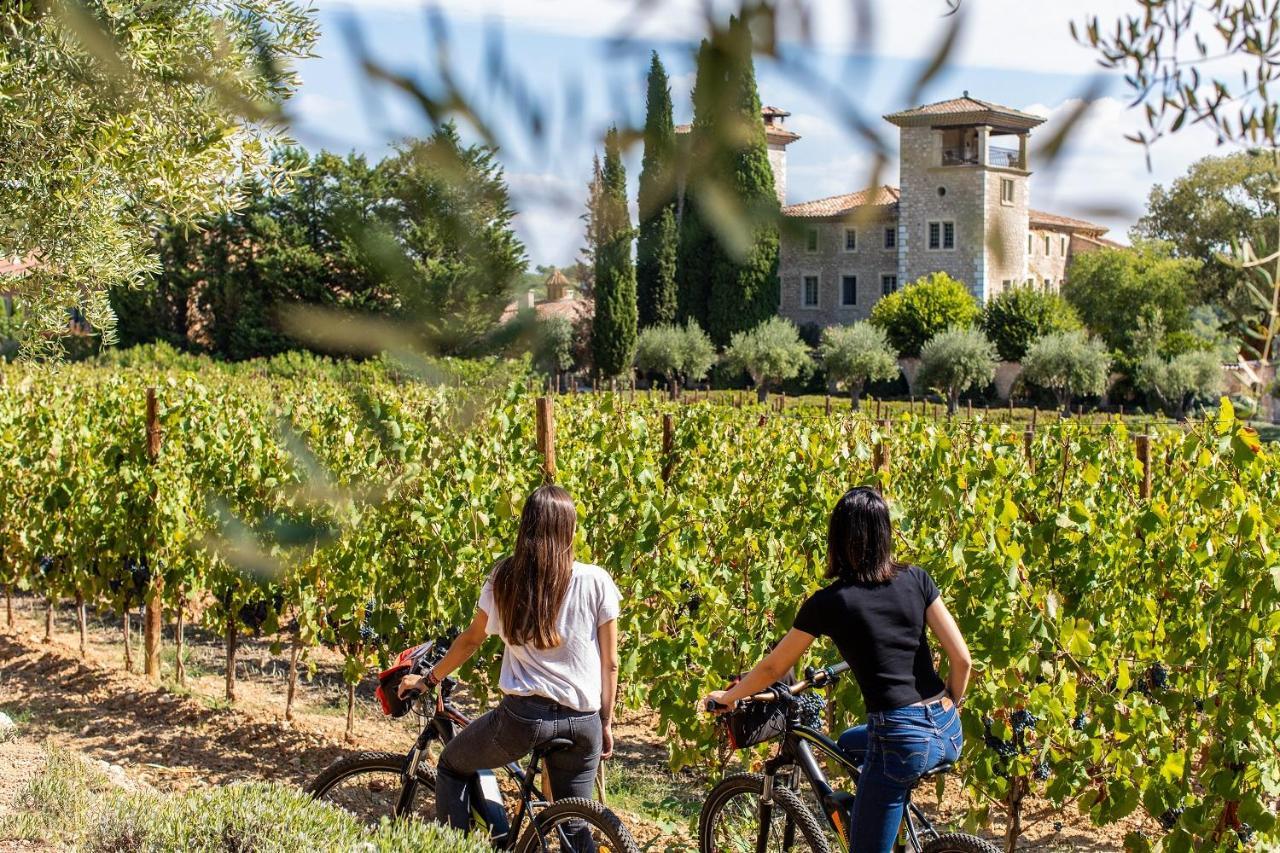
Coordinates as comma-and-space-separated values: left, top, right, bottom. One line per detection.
898, 126, 988, 300
983, 169, 1030, 298
779, 216, 899, 329
1026, 227, 1072, 291
767, 141, 787, 206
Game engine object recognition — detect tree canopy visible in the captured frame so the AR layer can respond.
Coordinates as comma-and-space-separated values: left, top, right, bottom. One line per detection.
981, 287, 1082, 362
724, 317, 811, 402
636, 52, 679, 329
1021, 330, 1111, 415
870, 272, 980, 358
1062, 243, 1203, 360
0, 0, 318, 355
917, 327, 997, 414
819, 323, 899, 409
589, 128, 638, 378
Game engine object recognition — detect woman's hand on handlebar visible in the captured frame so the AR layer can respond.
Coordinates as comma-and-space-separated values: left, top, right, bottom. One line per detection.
398, 673, 426, 699
702, 690, 732, 715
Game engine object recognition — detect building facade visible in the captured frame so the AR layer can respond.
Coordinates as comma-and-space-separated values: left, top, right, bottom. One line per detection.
775, 94, 1116, 329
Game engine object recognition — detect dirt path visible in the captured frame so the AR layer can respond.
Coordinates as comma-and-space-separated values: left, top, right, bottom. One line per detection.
0, 600, 1144, 851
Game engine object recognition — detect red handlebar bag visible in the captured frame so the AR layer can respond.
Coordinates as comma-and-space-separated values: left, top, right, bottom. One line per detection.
375, 642, 434, 718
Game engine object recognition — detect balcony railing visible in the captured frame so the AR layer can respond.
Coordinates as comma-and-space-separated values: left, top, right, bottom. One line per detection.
941, 146, 1024, 169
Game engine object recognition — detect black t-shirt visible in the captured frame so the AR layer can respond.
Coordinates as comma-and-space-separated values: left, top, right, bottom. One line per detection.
792, 565, 946, 713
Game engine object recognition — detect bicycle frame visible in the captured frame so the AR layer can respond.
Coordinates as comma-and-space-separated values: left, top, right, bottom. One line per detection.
762, 725, 938, 853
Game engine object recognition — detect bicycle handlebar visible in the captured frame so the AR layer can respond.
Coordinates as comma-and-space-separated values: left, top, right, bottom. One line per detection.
705, 661, 850, 712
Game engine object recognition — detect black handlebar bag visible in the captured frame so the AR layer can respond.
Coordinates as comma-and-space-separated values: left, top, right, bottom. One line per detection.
719, 673, 795, 750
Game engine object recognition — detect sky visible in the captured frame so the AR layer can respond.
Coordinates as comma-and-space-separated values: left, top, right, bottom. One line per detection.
287, 0, 1232, 268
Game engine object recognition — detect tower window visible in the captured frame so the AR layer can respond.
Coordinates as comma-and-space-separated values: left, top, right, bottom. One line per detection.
802, 275, 820, 307
1001, 178, 1014, 204
841, 275, 857, 306
884, 227, 896, 249
928, 222, 940, 250
806, 228, 819, 252
1045, 234, 1052, 254
843, 228, 857, 252
881, 274, 898, 296
928, 221, 956, 250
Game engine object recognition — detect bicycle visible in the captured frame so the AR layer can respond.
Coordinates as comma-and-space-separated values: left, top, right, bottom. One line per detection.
700, 661, 998, 853
307, 636, 639, 853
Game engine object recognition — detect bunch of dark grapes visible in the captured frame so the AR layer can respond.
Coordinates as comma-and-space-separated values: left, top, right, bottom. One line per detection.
796, 692, 825, 731
1072, 713, 1088, 732
1237, 823, 1254, 844
1033, 760, 1052, 781
1157, 807, 1184, 831
1147, 662, 1169, 691
982, 718, 1017, 759
1010, 710, 1038, 733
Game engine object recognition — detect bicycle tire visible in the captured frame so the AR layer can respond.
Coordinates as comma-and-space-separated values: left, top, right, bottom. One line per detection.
699, 772, 831, 853
921, 832, 1001, 853
307, 751, 436, 825
515, 796, 641, 853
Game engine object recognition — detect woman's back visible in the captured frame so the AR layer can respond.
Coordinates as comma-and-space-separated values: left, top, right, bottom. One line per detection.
793, 564, 945, 712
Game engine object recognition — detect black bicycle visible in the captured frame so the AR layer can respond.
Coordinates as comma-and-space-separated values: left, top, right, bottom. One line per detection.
307, 637, 639, 853
700, 662, 997, 853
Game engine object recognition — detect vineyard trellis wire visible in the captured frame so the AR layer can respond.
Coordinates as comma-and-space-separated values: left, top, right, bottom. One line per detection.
0, 357, 1276, 851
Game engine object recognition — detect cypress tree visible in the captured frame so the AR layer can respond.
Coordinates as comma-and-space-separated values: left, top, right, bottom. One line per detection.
590, 127, 638, 377
676, 38, 721, 330
637, 52, 679, 328
705, 16, 780, 346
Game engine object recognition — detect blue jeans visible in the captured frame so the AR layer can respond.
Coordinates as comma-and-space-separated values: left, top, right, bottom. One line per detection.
436, 694, 602, 851
835, 698, 962, 853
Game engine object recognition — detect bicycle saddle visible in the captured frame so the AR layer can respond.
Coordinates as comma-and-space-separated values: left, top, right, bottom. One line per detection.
919, 761, 954, 780
536, 737, 576, 755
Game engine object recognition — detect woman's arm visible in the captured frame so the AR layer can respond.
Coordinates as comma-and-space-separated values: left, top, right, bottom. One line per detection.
702, 629, 816, 712
398, 609, 488, 697
598, 618, 619, 759
925, 598, 971, 703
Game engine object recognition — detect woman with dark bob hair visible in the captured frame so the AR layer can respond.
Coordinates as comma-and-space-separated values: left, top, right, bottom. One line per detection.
704, 487, 971, 852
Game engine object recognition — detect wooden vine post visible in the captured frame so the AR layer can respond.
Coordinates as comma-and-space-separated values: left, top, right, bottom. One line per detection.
873, 419, 891, 492
536, 397, 557, 481
143, 387, 164, 683
662, 414, 675, 482
1136, 434, 1153, 499
824, 394, 831, 416
1023, 428, 1035, 472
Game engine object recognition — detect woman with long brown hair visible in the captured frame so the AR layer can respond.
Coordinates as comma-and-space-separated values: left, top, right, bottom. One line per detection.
398, 484, 621, 847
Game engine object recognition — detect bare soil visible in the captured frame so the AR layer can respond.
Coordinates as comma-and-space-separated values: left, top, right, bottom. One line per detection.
0, 597, 1145, 851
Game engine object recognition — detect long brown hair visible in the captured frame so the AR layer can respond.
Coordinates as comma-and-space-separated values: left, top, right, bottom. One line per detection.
491, 485, 577, 649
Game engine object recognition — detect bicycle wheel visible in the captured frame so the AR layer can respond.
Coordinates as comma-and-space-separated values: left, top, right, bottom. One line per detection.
307, 751, 437, 826
699, 773, 830, 853
921, 833, 1001, 853
515, 796, 640, 853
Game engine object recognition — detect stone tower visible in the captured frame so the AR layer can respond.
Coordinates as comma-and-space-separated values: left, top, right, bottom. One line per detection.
762, 106, 800, 205
885, 93, 1044, 302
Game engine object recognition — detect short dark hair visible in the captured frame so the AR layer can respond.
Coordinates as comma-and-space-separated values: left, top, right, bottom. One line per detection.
826, 487, 902, 584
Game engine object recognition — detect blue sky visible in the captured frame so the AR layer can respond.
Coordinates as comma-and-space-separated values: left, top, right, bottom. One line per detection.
288, 0, 1227, 267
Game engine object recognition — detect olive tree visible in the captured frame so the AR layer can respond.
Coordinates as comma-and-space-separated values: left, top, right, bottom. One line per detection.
724, 317, 811, 403
916, 327, 998, 415
1021, 331, 1112, 416
818, 322, 899, 410
1134, 349, 1224, 419
634, 321, 716, 397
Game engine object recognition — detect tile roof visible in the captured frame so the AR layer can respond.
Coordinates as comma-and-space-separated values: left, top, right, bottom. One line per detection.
781, 185, 900, 218
1029, 209, 1108, 234
885, 94, 1045, 128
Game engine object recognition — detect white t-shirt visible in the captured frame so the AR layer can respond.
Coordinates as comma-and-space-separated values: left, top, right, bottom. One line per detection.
478, 561, 622, 712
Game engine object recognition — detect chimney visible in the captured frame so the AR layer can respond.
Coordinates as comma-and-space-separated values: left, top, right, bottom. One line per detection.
762, 106, 799, 206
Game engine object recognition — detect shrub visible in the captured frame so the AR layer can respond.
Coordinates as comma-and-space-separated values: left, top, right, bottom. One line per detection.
1021, 330, 1111, 415
724, 317, 812, 402
1134, 349, 1224, 419
634, 321, 716, 394
916, 327, 997, 414
869, 272, 980, 358
2, 745, 488, 853
981, 287, 1082, 362
533, 315, 575, 377
819, 322, 900, 409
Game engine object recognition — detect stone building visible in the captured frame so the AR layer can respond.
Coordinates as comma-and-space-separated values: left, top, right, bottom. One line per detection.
499, 266, 593, 325
776, 94, 1118, 329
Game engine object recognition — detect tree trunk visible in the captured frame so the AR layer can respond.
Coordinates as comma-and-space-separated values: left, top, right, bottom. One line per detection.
756, 384, 768, 404
225, 613, 238, 703
4, 584, 12, 628
344, 681, 356, 744
174, 598, 186, 687
1004, 775, 1027, 853
946, 389, 960, 416
850, 381, 864, 411
285, 632, 302, 723
1059, 391, 1073, 418
75, 591, 86, 657
43, 596, 53, 642
123, 610, 133, 673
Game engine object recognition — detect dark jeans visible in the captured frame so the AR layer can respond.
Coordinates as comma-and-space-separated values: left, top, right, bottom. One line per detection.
835, 698, 962, 853
436, 694, 602, 850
